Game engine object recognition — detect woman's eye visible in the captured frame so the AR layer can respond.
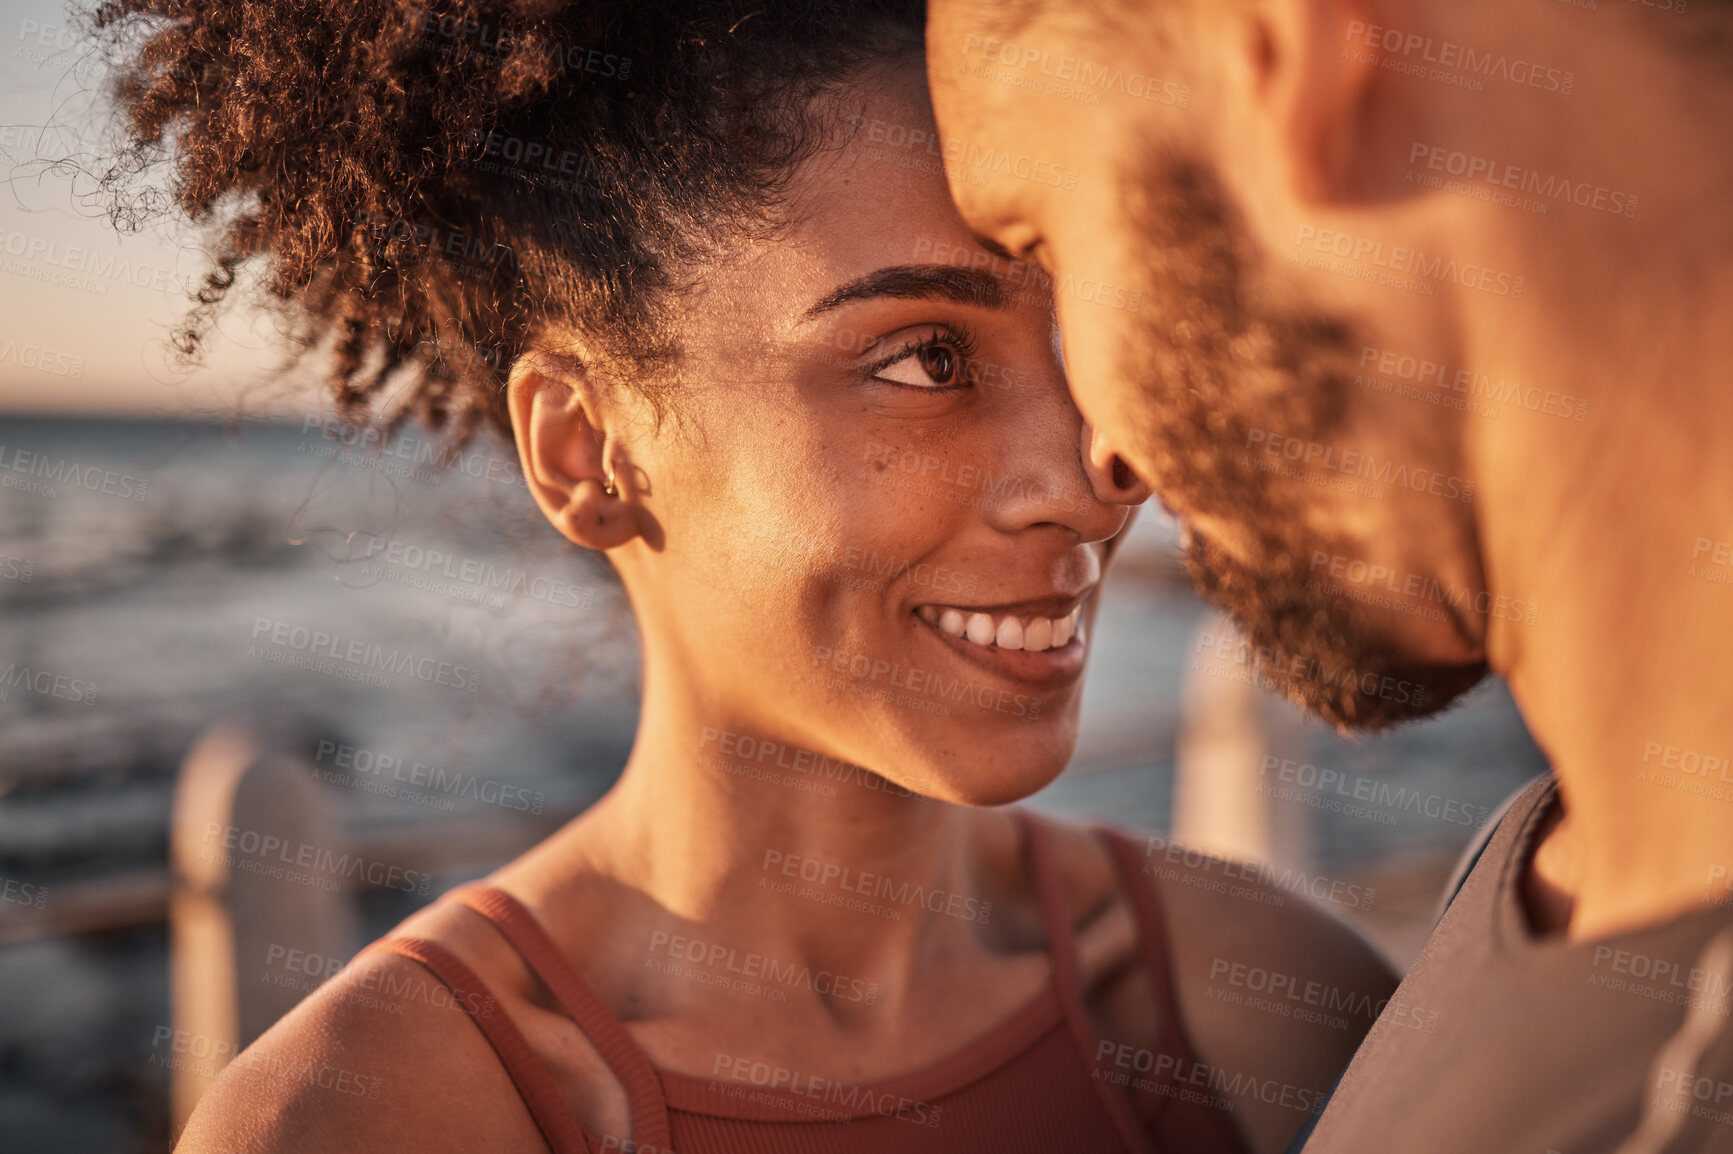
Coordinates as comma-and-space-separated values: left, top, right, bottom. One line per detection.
876, 343, 961, 389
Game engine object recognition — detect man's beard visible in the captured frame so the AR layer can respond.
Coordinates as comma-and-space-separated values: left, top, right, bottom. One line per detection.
1116, 150, 1487, 730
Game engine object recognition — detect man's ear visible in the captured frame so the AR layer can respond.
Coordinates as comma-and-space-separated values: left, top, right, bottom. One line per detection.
507, 351, 642, 551
1245, 0, 1379, 204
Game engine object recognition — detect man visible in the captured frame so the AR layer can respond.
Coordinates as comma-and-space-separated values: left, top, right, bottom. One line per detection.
927, 1, 1733, 1150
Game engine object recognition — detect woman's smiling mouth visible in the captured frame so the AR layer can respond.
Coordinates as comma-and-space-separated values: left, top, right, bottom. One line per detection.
912, 597, 1091, 687
915, 603, 1081, 652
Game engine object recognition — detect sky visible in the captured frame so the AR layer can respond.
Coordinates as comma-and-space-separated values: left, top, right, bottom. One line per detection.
0, 0, 317, 419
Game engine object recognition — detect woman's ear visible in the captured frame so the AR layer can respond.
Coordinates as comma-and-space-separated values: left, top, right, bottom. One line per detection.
507, 352, 643, 551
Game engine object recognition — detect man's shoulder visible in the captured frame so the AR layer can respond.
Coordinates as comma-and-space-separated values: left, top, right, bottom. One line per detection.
1434, 773, 1555, 922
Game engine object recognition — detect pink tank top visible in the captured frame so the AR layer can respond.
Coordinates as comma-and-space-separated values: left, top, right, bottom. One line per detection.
364, 810, 1250, 1153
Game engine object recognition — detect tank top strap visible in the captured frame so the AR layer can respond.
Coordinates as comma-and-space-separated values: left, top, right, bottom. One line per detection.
359, 935, 593, 1154
1018, 807, 1084, 993
1096, 826, 1193, 1065
1015, 808, 1160, 1154
1096, 826, 1250, 1152
442, 882, 674, 1153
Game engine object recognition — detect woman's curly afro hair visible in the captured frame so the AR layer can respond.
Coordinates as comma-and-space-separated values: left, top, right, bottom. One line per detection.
90, 0, 926, 441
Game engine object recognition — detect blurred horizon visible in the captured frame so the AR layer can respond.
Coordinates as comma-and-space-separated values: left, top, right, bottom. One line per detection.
0, 0, 323, 421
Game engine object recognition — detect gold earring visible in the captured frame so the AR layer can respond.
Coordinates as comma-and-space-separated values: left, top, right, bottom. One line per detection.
602, 468, 617, 498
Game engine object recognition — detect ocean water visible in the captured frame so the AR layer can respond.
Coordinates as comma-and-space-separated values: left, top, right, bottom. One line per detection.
0, 416, 1549, 1152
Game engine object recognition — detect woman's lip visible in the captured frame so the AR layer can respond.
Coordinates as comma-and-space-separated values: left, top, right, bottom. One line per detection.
914, 593, 1092, 619
912, 603, 1089, 689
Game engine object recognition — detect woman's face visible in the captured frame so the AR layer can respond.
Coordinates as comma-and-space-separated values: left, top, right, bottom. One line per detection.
572, 65, 1143, 805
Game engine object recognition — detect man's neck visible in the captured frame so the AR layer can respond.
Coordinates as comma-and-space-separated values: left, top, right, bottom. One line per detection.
1470, 98, 1733, 942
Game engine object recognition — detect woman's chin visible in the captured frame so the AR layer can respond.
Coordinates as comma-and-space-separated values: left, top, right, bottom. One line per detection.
909, 748, 1077, 808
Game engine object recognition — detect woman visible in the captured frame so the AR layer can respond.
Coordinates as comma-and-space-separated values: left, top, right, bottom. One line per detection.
93, 1, 1396, 1150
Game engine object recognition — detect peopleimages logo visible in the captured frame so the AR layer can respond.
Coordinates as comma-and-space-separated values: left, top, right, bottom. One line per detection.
759, 849, 992, 925
1343, 20, 1575, 95
710, 1052, 944, 1128
1591, 944, 1733, 1011
313, 740, 546, 814
299, 416, 523, 486
1144, 834, 1377, 913
348, 531, 594, 610
0, 224, 187, 294
1208, 959, 1394, 1022
852, 115, 1081, 192
0, 663, 97, 706
1406, 143, 1638, 218
261, 942, 495, 1018
646, 931, 880, 1005
0, 876, 47, 910
1357, 346, 1589, 422
862, 441, 1087, 515
411, 8, 632, 78
959, 34, 1191, 107
811, 642, 1043, 721
200, 822, 433, 896
1244, 428, 1475, 504
0, 442, 148, 499
1295, 226, 1526, 299
1189, 627, 1427, 709
1095, 1042, 1322, 1114
699, 727, 918, 799
149, 1025, 385, 1098
249, 617, 482, 692
1642, 741, 1731, 784
1307, 551, 1541, 627
1260, 756, 1487, 827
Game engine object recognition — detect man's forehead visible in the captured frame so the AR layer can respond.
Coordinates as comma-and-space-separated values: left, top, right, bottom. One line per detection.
937, 0, 1057, 40
935, 0, 1130, 45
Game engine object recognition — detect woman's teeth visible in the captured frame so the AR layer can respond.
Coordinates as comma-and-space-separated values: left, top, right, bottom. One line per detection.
918, 604, 1081, 653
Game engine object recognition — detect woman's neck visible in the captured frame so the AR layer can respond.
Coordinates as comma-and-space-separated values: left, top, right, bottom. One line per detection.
516, 676, 1025, 1008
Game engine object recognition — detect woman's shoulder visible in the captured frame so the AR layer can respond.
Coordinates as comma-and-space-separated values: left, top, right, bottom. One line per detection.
1131, 830, 1397, 1014
1030, 813, 1397, 1154
172, 897, 625, 1153
998, 809, 1395, 995
172, 918, 545, 1152
1141, 833, 1398, 1153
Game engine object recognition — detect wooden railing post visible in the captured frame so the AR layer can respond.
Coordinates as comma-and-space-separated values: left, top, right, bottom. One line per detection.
167, 725, 355, 1131
1172, 613, 1274, 863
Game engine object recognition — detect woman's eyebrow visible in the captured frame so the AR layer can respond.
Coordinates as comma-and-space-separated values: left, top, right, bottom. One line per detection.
801, 265, 1007, 321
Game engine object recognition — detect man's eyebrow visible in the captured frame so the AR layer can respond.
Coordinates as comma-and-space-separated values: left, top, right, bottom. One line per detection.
801, 264, 1008, 321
